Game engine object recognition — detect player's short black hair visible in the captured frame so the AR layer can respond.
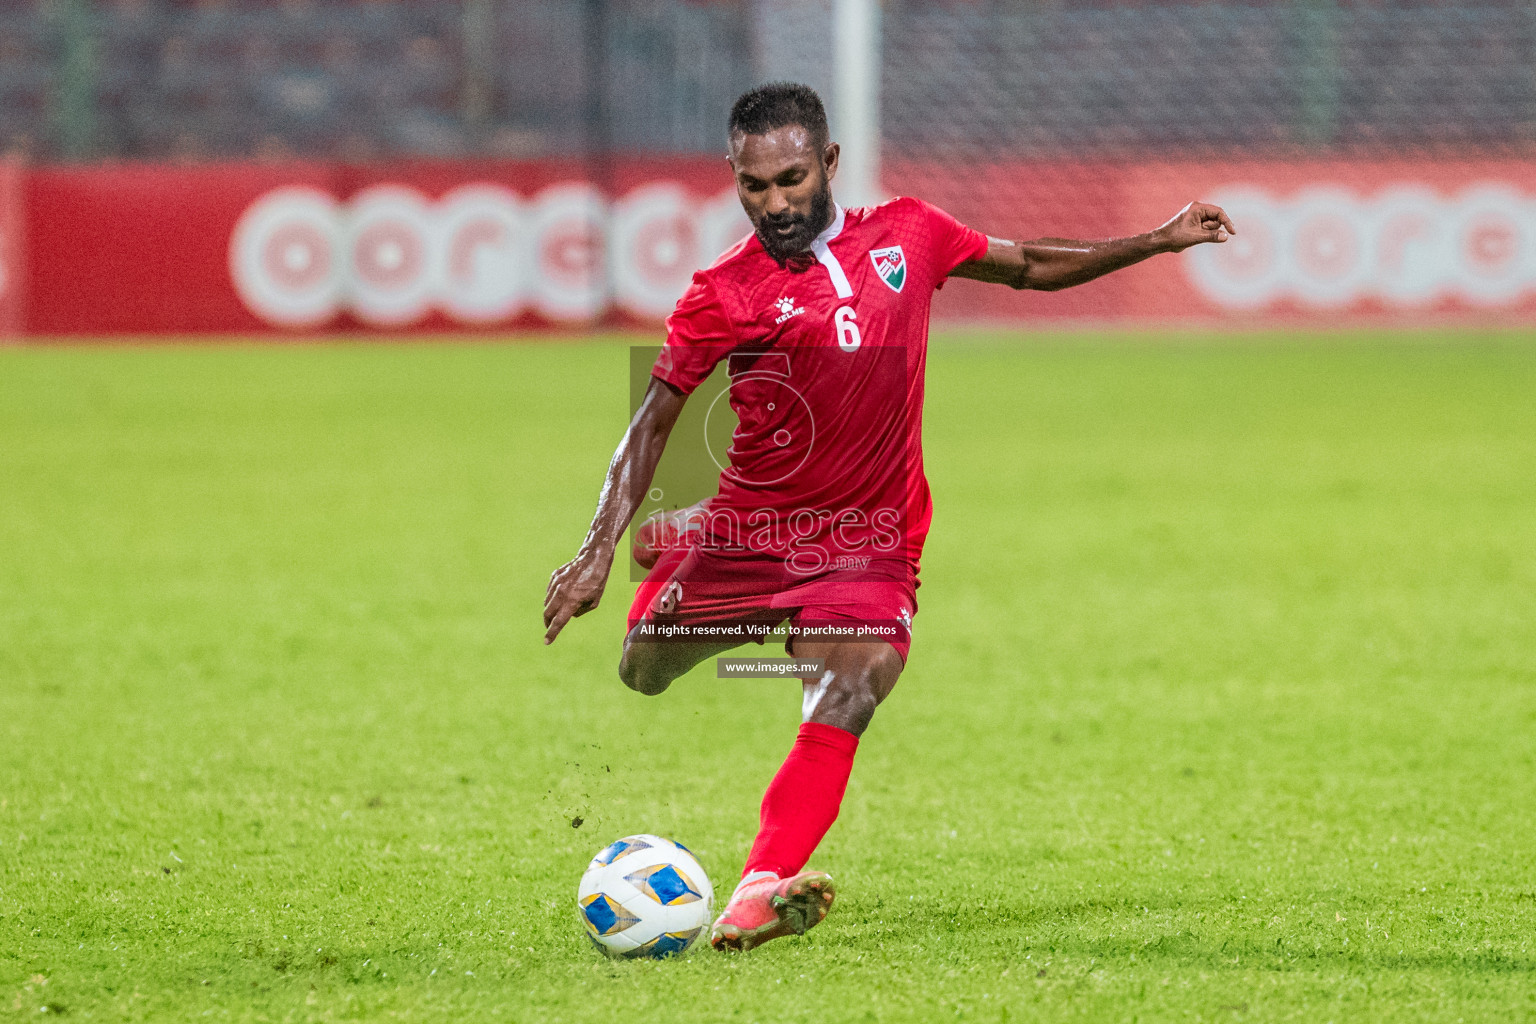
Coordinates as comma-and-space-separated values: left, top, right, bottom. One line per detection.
728, 83, 829, 147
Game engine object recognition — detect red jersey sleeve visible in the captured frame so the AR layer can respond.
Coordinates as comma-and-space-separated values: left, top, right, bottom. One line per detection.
913, 198, 990, 283
652, 272, 735, 395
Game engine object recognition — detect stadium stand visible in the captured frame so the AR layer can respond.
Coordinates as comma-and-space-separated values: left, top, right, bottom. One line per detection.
3, 0, 1529, 164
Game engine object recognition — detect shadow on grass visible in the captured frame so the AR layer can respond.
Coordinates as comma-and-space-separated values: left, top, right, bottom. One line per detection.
836, 894, 1536, 975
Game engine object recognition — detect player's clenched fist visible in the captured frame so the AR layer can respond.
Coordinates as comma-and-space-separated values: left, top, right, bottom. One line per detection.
1154, 201, 1237, 252
544, 549, 613, 645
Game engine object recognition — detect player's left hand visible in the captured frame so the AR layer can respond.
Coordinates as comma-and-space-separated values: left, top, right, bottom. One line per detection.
1156, 201, 1236, 252
543, 547, 613, 645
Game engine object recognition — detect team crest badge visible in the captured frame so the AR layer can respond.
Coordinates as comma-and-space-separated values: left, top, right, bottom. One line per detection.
869, 245, 906, 293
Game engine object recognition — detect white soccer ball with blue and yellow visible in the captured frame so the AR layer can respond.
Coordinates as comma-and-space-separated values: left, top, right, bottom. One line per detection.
577, 833, 714, 958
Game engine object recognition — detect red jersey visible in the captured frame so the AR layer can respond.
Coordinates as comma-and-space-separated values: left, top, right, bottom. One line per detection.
652, 197, 988, 577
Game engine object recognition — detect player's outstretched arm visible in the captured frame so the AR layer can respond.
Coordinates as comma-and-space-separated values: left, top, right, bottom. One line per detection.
950, 201, 1236, 292
543, 376, 688, 645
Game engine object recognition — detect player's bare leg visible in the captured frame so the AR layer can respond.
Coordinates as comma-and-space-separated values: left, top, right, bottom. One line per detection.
618, 629, 739, 696
711, 639, 903, 951
790, 637, 904, 736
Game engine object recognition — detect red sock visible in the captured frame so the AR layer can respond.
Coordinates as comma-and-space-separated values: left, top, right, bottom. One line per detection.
742, 721, 860, 879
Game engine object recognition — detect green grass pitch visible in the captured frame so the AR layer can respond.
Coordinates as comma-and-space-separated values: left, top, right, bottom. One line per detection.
2, 330, 1535, 1022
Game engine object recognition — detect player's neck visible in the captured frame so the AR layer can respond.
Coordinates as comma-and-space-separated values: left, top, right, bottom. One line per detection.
811, 203, 843, 246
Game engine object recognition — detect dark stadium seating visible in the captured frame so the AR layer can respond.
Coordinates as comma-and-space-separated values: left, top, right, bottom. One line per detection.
2, 0, 1531, 163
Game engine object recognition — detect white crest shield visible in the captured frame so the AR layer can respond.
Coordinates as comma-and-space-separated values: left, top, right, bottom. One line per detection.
869, 245, 906, 293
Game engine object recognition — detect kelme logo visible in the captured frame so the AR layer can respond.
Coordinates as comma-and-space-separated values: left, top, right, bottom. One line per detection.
869, 245, 906, 293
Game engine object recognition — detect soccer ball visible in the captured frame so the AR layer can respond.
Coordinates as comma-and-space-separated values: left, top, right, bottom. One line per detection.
577, 833, 714, 959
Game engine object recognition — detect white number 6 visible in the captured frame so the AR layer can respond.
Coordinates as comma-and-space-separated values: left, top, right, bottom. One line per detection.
834, 305, 861, 352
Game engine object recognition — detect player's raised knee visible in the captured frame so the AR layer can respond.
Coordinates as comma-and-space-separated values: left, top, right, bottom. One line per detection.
617, 644, 673, 696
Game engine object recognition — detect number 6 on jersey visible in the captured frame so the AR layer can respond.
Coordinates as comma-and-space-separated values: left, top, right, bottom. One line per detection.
834, 305, 861, 352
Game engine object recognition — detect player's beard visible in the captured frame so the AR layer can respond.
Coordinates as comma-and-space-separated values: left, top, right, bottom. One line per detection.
755, 178, 834, 265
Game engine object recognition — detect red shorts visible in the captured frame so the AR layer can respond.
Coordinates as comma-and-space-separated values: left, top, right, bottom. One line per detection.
626, 545, 918, 662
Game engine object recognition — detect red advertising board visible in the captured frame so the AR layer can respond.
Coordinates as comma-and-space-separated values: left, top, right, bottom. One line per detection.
0, 160, 22, 339
22, 158, 744, 336
898, 157, 1536, 325
9, 156, 1535, 336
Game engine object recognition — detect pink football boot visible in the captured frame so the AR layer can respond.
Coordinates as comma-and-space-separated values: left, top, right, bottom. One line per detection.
709, 871, 836, 952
